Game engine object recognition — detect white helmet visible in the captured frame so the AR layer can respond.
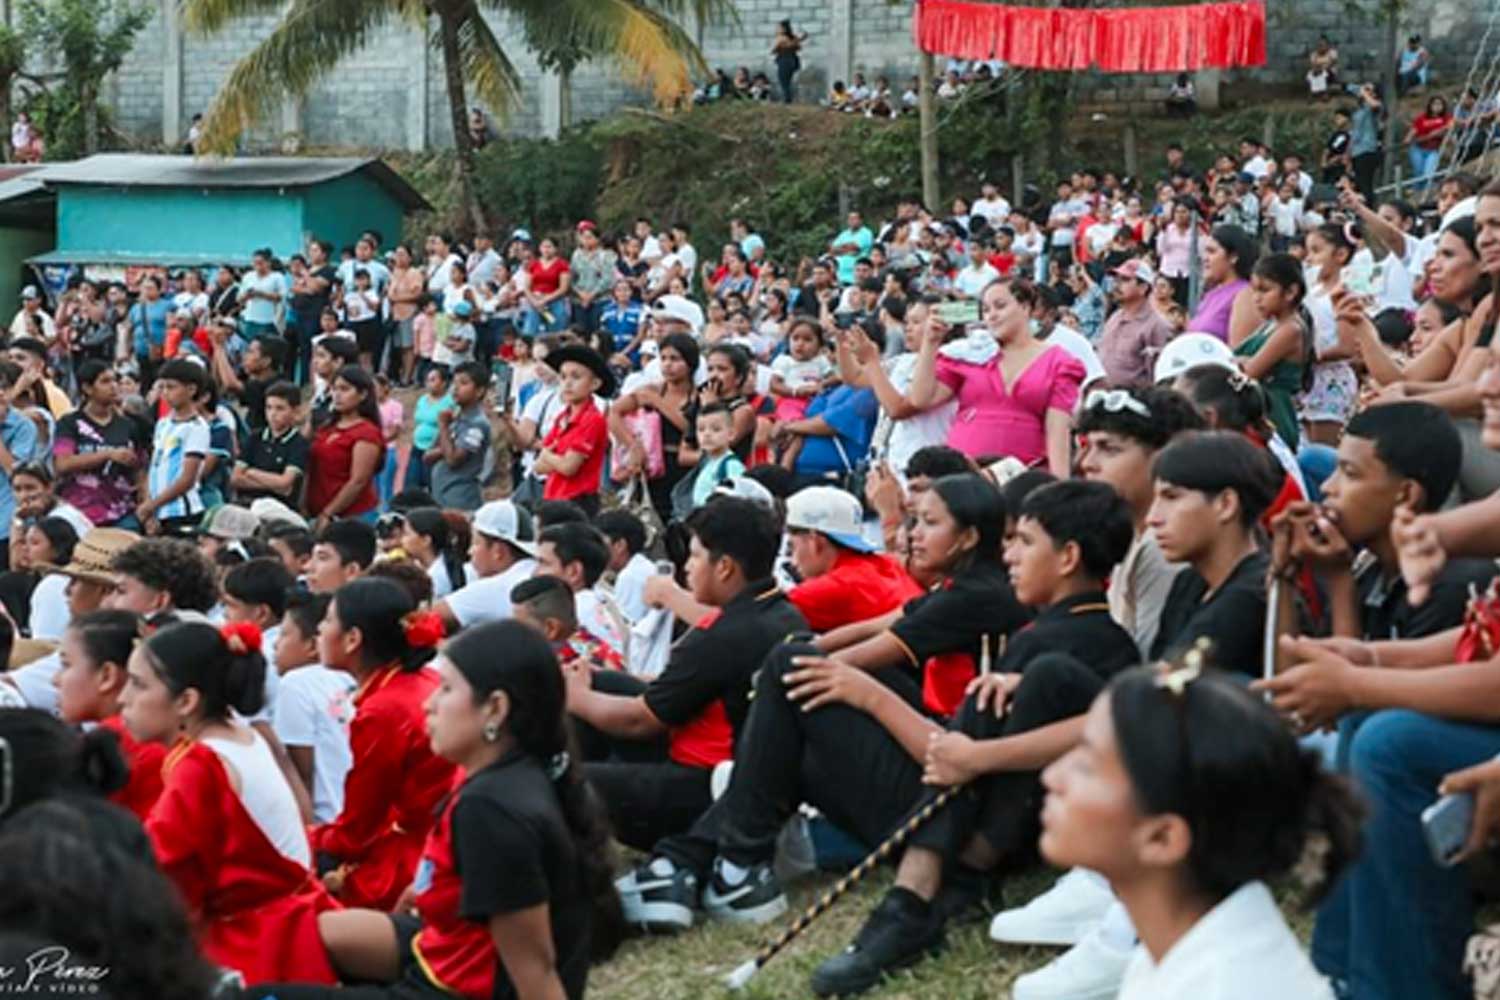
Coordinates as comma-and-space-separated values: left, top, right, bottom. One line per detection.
1153, 333, 1237, 385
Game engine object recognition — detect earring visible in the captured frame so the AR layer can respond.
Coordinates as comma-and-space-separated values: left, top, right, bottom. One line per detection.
482, 721, 500, 744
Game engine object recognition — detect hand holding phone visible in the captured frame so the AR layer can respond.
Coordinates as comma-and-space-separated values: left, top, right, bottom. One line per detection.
1423, 792, 1475, 867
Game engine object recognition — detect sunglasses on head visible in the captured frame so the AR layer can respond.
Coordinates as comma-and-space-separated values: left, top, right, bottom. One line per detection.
1083, 389, 1151, 419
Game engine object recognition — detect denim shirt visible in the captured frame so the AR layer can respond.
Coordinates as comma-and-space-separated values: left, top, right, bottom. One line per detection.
0, 408, 40, 539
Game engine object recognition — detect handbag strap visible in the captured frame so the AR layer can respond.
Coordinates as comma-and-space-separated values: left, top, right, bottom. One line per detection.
831, 433, 854, 473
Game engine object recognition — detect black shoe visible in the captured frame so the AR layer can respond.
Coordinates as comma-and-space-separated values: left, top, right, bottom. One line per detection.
932, 864, 1001, 927
702, 858, 788, 924
616, 857, 699, 933
809, 887, 946, 997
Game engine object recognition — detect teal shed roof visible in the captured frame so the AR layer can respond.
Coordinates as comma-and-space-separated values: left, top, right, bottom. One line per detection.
31, 154, 430, 211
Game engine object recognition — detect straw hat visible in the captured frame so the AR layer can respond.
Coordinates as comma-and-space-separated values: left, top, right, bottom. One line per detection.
44, 527, 140, 585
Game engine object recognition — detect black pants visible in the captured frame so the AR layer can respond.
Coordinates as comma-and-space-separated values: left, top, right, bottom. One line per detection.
905, 653, 1106, 863
574, 671, 713, 852
777, 63, 797, 104
1352, 152, 1383, 203
658, 642, 931, 879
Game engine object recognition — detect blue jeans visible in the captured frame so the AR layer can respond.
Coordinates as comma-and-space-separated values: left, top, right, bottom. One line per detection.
376, 448, 400, 510
1409, 145, 1441, 186
1312, 709, 1500, 1000
520, 299, 570, 335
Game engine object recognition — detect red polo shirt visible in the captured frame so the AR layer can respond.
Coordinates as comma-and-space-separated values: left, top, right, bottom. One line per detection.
541, 401, 607, 501
788, 549, 923, 632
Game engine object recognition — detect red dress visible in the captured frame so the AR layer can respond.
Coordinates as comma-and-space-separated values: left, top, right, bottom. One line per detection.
310, 665, 458, 910
99, 714, 166, 821
147, 740, 337, 985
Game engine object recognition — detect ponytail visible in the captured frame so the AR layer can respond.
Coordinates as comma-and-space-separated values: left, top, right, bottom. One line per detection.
444, 621, 625, 960
405, 507, 471, 593
141, 621, 267, 720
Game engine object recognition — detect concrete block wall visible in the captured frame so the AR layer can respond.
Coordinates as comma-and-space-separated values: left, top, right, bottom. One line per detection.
100, 0, 1498, 150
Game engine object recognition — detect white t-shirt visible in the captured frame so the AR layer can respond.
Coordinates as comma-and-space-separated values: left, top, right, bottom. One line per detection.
7, 649, 61, 714
676, 243, 699, 289
1242, 154, 1272, 179
28, 573, 69, 641
877, 352, 958, 480
1270, 198, 1304, 238
344, 288, 379, 323
426, 253, 463, 294
444, 558, 538, 628
273, 664, 356, 824
955, 263, 1001, 299
973, 195, 1012, 229
1119, 882, 1333, 1000
172, 290, 210, 317
427, 558, 467, 599
771, 354, 834, 395
613, 552, 657, 624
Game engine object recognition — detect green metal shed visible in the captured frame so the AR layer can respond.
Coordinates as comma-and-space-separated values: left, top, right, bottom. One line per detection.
26, 154, 429, 270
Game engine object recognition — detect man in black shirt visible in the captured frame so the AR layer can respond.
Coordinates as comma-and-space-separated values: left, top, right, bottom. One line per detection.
1322, 107, 1352, 183
212, 329, 288, 432
563, 497, 805, 853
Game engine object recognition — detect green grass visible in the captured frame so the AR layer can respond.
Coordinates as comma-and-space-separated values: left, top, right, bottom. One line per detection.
591, 866, 1065, 1000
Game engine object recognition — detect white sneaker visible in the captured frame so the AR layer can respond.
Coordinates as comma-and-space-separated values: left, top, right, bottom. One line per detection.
989, 869, 1114, 946
1010, 923, 1131, 1000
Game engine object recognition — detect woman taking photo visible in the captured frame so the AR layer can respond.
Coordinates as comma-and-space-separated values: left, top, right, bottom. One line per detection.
53, 608, 163, 820
906, 277, 1084, 477
121, 620, 338, 986
400, 506, 471, 599
243, 620, 621, 1000
307, 365, 385, 530
1038, 663, 1359, 998
310, 578, 456, 912
1187, 224, 1259, 345
610, 332, 699, 518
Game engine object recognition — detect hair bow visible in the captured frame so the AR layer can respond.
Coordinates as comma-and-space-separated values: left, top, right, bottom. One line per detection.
402, 611, 446, 650
219, 621, 263, 656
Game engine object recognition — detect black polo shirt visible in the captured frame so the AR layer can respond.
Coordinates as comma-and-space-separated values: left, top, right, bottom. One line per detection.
1354, 554, 1495, 641
1151, 551, 1270, 676
236, 425, 309, 504
643, 580, 806, 769
999, 591, 1141, 682
240, 372, 282, 432
890, 560, 1031, 716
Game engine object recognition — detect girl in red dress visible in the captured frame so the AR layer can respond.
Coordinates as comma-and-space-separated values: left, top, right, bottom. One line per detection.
310, 577, 457, 911
52, 608, 166, 821
120, 619, 338, 986
241, 620, 622, 1000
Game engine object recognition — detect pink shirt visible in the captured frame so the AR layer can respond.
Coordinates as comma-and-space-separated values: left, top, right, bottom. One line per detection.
1188, 279, 1249, 341
935, 345, 1084, 462
379, 398, 404, 440
1155, 223, 1195, 279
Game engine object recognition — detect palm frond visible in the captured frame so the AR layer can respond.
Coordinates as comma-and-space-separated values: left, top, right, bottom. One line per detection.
193, 0, 388, 155
180, 0, 302, 36
532, 0, 713, 103
454, 7, 523, 117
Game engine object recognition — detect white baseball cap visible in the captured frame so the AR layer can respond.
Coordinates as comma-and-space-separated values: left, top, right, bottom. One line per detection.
473, 500, 537, 556
249, 497, 307, 533
1153, 332, 1237, 385
651, 294, 705, 335
785, 485, 876, 553
711, 476, 776, 511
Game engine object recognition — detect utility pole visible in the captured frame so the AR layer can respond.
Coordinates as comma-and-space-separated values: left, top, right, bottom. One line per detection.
919, 51, 939, 208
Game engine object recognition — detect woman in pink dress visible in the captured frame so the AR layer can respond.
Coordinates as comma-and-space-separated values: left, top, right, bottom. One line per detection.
905, 277, 1083, 476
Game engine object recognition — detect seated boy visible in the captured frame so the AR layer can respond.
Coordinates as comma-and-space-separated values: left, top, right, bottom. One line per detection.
306, 518, 376, 594
511, 573, 623, 671
272, 590, 355, 824
534, 521, 626, 658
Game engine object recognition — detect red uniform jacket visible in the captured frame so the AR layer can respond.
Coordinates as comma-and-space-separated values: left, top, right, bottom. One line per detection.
148, 740, 337, 985
99, 714, 166, 821
310, 665, 458, 910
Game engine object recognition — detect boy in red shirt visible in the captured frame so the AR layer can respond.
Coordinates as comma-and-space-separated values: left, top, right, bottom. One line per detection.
536, 345, 613, 519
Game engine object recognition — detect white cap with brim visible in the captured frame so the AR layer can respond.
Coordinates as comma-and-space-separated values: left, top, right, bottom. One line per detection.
711, 477, 777, 511
785, 485, 877, 553
651, 294, 705, 335
1153, 332, 1237, 385
472, 500, 538, 556
249, 497, 307, 532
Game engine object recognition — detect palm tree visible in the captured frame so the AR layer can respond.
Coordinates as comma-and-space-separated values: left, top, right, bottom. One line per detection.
183, 0, 735, 234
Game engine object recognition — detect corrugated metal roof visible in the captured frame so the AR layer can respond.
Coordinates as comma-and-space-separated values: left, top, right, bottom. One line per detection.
31, 154, 429, 211
30, 249, 255, 267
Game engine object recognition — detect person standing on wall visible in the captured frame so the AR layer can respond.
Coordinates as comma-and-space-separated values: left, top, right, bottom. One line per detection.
772, 20, 808, 104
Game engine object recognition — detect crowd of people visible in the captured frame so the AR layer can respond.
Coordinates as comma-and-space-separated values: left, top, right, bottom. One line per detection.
2, 114, 1500, 1000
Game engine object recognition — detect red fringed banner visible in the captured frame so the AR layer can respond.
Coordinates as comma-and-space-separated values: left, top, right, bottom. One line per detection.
912, 0, 1267, 72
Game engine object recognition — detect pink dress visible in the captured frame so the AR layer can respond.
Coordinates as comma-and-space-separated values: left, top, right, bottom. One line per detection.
935, 346, 1084, 462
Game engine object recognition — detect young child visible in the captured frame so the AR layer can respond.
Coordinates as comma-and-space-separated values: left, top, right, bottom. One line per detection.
1234, 252, 1313, 449
432, 299, 477, 373
428, 361, 492, 512
536, 345, 613, 517
195, 380, 235, 510
265, 524, 314, 583
689, 403, 746, 509
375, 373, 405, 509
770, 319, 834, 469
413, 296, 439, 380
140, 359, 210, 536
231, 383, 303, 508
344, 267, 382, 370
271, 590, 355, 825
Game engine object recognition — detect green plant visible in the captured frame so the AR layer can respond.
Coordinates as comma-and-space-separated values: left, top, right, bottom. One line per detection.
20, 0, 151, 157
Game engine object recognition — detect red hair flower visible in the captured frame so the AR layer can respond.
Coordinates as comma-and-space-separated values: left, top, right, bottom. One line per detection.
219, 621, 263, 656
403, 611, 446, 650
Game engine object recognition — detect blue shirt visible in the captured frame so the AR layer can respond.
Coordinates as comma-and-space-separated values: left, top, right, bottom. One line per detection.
130, 298, 173, 358
0, 409, 38, 539
794, 385, 878, 477
600, 301, 644, 353
832, 226, 874, 284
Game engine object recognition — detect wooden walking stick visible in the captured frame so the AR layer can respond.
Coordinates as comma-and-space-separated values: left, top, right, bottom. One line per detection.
724, 783, 964, 990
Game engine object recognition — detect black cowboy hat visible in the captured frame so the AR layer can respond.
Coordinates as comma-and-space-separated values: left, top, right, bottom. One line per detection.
544, 344, 617, 397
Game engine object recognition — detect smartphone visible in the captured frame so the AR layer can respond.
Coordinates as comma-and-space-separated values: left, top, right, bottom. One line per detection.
1422, 792, 1475, 867
935, 301, 980, 326
834, 311, 855, 330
